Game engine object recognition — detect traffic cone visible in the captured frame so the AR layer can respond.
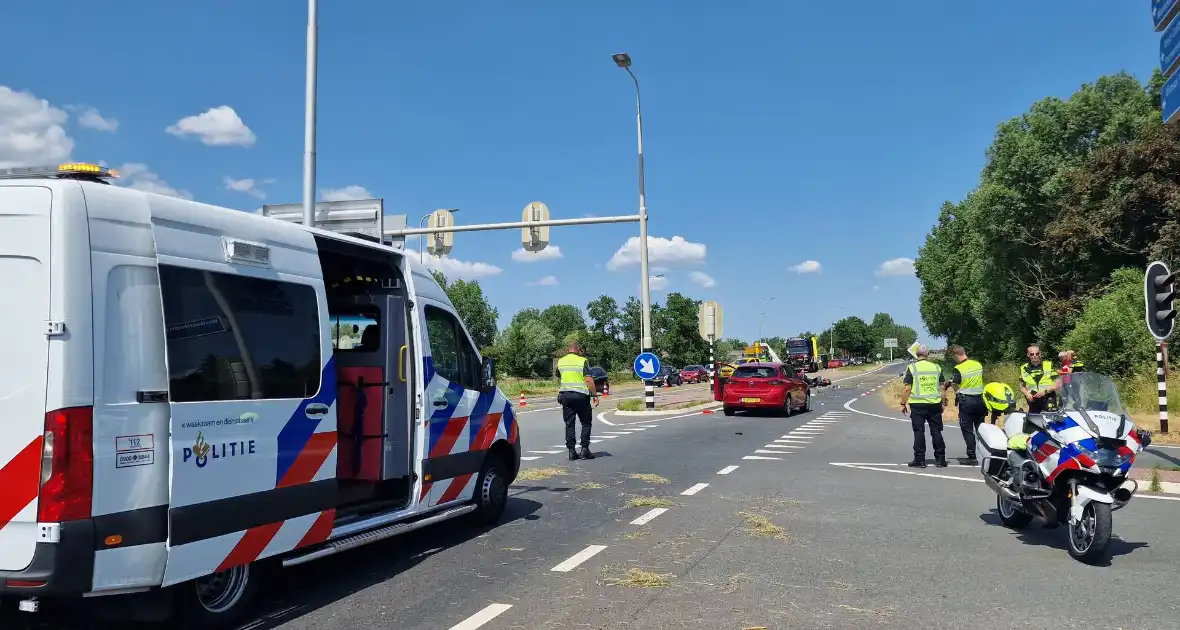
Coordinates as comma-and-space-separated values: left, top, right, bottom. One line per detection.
603, 383, 611, 397
519, 392, 527, 407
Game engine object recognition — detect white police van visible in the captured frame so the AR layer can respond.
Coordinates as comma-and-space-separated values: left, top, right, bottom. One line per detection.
0, 163, 521, 626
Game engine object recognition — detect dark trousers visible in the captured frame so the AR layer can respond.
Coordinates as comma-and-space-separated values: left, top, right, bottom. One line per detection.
958, 395, 986, 459
910, 403, 945, 460
1027, 393, 1057, 414
559, 392, 593, 449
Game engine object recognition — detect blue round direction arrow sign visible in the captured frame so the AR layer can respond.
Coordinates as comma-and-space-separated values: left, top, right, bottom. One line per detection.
633, 352, 661, 381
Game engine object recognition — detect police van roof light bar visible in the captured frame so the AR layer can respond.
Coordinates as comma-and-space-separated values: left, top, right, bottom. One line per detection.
0, 163, 120, 182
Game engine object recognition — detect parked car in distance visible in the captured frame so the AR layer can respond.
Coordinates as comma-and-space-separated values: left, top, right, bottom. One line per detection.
652, 366, 682, 387
589, 366, 610, 393
827, 359, 843, 369
681, 364, 707, 383
722, 362, 810, 416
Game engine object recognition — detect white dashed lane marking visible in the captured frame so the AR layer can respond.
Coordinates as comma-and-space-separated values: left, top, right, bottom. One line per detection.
717, 465, 740, 475
754, 450, 788, 455
743, 455, 782, 460
551, 545, 608, 572
448, 603, 514, 630
681, 483, 709, 496
629, 508, 668, 525
520, 456, 542, 461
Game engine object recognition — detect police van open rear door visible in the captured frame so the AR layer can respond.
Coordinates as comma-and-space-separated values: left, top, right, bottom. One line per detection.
147, 205, 339, 587
0, 186, 53, 572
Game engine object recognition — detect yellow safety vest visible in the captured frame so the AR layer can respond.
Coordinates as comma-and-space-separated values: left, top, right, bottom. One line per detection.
907, 360, 942, 404
1020, 360, 1055, 392
954, 359, 984, 396
557, 353, 589, 394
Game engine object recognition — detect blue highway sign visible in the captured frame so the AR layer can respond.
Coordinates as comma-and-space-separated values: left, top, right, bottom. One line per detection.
1156, 0, 1179, 32
633, 352, 661, 381
1164, 69, 1180, 124
1163, 10, 1180, 76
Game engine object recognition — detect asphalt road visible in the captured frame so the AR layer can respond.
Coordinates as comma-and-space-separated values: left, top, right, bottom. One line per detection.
12, 364, 1180, 629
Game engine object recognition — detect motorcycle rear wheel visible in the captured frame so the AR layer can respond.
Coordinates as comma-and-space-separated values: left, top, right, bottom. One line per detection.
1068, 501, 1112, 564
997, 494, 1032, 529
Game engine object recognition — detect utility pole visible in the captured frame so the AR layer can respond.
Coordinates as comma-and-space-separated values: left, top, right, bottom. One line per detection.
301, 0, 319, 228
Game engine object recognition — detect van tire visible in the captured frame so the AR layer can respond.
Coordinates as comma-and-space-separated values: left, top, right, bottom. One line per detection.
471, 454, 509, 526
176, 562, 262, 628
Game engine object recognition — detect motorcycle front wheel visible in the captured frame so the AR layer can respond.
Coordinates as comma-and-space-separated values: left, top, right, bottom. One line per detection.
1068, 501, 1112, 564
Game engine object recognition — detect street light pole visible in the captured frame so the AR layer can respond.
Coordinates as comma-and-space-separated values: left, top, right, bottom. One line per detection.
614, 52, 655, 410
301, 0, 319, 228
758, 297, 774, 349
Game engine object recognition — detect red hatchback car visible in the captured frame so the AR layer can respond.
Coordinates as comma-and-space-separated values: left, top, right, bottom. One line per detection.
722, 362, 810, 416
680, 364, 707, 384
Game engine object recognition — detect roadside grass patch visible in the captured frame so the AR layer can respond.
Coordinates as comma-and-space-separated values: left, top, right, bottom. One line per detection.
1150, 466, 1164, 493
617, 398, 713, 412
515, 467, 567, 482
616, 398, 646, 411
623, 496, 675, 509
574, 481, 604, 490
603, 567, 673, 588
737, 511, 788, 540
622, 526, 652, 540
628, 473, 670, 484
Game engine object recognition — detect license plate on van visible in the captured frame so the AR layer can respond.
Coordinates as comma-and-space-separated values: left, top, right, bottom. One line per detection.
741, 397, 761, 403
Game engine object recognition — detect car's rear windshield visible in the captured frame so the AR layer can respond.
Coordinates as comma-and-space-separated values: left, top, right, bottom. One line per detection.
733, 366, 778, 378
684, 365, 703, 371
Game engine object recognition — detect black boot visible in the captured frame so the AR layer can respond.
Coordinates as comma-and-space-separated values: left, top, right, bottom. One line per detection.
960, 456, 979, 466
568, 448, 580, 461
580, 447, 596, 460
934, 457, 948, 468
907, 458, 927, 468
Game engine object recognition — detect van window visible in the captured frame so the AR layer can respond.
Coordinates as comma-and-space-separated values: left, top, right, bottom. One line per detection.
159, 266, 322, 402
331, 309, 380, 352
424, 306, 479, 389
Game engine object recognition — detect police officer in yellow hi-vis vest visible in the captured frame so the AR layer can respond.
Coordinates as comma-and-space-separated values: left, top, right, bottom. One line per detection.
900, 344, 947, 468
1019, 344, 1057, 414
943, 345, 985, 466
557, 340, 600, 461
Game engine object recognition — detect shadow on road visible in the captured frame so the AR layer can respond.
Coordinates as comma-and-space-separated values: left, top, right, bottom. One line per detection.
2, 497, 543, 630
978, 511, 1149, 566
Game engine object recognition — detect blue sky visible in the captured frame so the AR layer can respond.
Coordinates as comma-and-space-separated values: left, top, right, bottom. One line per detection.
0, 1, 1161, 344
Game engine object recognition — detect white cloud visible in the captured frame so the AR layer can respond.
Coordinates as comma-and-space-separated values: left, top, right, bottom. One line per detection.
607, 235, 707, 271
223, 176, 272, 199
689, 271, 716, 288
404, 249, 503, 280
116, 163, 192, 200
166, 106, 256, 147
789, 260, 822, 274
648, 275, 670, 291
877, 257, 916, 276
0, 86, 73, 168
320, 185, 373, 202
873, 285, 881, 291
76, 107, 118, 132
526, 275, 559, 287
511, 245, 563, 262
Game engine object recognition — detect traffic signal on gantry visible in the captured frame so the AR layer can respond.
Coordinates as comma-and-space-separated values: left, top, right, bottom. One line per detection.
1145, 261, 1178, 340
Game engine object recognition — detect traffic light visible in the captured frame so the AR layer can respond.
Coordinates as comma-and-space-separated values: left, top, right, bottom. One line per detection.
1145, 261, 1178, 340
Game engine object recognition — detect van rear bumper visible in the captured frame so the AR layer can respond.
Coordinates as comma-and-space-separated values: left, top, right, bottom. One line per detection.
0, 519, 94, 596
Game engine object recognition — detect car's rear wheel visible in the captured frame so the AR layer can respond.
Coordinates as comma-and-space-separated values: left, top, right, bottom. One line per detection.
723, 406, 735, 416
802, 390, 811, 413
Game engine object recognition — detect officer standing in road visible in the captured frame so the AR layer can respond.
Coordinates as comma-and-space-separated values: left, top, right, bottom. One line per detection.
556, 340, 599, 461
1019, 345, 1057, 413
900, 344, 947, 469
943, 345, 985, 466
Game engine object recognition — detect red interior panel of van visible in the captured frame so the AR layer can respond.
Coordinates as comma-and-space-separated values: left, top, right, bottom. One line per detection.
337, 366, 385, 482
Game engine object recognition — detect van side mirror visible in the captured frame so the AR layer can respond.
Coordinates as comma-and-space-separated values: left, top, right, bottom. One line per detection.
481, 357, 497, 392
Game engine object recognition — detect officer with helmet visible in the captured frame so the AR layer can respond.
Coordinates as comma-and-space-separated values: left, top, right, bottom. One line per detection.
983, 382, 1017, 424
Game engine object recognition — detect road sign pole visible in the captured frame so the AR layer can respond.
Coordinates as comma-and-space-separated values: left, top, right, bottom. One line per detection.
1160, 342, 1170, 434
708, 335, 715, 394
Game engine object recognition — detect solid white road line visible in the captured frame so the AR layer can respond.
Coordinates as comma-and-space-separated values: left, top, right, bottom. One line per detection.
596, 435, 619, 439
754, 449, 789, 455
528, 450, 562, 454
448, 603, 514, 630
597, 412, 616, 427
843, 396, 908, 423
520, 456, 542, 461
763, 444, 803, 449
717, 465, 740, 475
629, 508, 668, 525
551, 545, 608, 572
681, 483, 709, 496
777, 438, 812, 443
743, 455, 782, 460
600, 431, 637, 435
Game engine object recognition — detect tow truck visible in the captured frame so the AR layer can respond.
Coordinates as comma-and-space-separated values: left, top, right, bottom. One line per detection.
784, 336, 820, 373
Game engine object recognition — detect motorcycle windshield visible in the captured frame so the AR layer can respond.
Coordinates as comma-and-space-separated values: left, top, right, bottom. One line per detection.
1058, 373, 1127, 416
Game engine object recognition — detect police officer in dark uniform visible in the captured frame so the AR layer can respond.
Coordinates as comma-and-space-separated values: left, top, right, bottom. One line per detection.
900, 344, 947, 468
944, 345, 985, 466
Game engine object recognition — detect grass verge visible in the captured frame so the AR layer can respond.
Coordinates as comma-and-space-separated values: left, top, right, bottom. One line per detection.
499, 371, 643, 398
628, 473, 670, 484
736, 511, 788, 540
616, 397, 711, 412
515, 467, 567, 482
1150, 466, 1163, 493
574, 481, 604, 490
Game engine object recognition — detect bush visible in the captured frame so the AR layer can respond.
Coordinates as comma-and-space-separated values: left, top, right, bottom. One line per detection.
1062, 268, 1156, 378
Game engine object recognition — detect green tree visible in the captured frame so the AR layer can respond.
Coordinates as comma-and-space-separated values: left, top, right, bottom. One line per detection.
656, 292, 708, 367
832, 316, 873, 357
1062, 268, 1155, 377
498, 319, 558, 377
433, 275, 499, 350
586, 295, 620, 336
540, 304, 587, 343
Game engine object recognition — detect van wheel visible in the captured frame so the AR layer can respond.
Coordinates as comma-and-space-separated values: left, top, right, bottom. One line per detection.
177, 563, 261, 628
471, 455, 509, 526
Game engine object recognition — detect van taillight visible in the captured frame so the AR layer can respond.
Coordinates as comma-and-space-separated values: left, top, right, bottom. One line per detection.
37, 407, 93, 522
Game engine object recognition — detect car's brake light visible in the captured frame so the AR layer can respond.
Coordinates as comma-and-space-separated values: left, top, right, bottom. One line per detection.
38, 406, 93, 522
